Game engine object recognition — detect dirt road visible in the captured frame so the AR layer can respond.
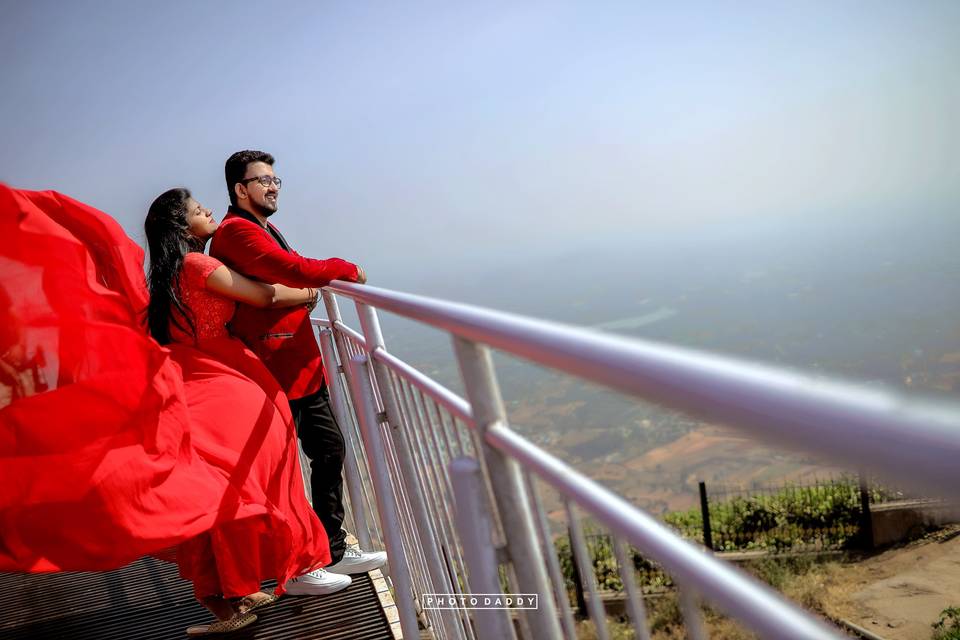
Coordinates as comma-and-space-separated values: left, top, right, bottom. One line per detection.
823, 528, 960, 639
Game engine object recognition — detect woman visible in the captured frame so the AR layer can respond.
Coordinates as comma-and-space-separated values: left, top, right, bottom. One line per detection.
0, 185, 332, 636
144, 188, 335, 633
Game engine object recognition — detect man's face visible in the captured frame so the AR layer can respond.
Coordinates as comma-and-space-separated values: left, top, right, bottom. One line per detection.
239, 161, 280, 216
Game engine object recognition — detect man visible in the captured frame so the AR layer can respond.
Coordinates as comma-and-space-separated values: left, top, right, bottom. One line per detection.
210, 150, 386, 596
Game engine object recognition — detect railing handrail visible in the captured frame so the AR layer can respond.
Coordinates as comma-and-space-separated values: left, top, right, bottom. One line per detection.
325, 280, 960, 499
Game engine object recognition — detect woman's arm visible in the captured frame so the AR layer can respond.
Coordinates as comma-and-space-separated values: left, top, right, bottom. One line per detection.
205, 265, 316, 309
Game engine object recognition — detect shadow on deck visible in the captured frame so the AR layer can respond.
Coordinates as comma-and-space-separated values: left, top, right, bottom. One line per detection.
2, 557, 395, 639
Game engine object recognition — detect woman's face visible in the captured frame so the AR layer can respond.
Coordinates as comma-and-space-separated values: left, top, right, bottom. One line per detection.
184, 197, 218, 241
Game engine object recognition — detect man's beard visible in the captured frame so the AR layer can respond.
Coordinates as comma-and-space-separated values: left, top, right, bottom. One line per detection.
251, 197, 278, 217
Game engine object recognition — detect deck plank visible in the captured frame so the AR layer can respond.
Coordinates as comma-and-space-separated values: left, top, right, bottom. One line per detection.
2, 557, 393, 639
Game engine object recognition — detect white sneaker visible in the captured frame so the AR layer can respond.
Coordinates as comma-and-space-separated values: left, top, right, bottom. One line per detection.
284, 568, 352, 595
326, 547, 388, 575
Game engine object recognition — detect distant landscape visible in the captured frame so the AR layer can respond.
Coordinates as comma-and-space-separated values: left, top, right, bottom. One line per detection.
373, 209, 960, 515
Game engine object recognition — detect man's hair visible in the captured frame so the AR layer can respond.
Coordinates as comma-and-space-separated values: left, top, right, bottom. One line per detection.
225, 150, 275, 207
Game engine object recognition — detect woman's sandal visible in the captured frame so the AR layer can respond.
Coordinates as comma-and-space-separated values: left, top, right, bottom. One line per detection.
239, 592, 279, 614
185, 611, 257, 636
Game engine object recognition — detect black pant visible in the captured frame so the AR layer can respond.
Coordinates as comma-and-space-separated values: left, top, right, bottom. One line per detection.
289, 384, 347, 565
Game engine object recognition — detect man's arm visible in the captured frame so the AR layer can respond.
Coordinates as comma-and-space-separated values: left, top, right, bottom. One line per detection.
212, 219, 362, 288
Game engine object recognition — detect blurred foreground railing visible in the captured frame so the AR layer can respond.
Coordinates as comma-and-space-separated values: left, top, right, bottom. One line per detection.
312, 282, 960, 640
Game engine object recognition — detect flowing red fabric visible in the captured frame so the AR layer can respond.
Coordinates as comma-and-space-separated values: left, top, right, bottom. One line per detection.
165, 253, 330, 597
0, 185, 328, 596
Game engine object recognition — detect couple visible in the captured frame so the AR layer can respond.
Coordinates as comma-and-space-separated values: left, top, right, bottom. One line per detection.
149, 149, 387, 630
0, 150, 384, 635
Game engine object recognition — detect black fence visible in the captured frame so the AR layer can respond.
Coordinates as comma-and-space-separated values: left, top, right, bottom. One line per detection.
672, 475, 869, 553
556, 473, 924, 600
669, 473, 924, 553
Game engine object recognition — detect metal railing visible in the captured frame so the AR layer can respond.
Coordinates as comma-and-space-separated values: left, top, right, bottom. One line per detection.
312, 282, 960, 640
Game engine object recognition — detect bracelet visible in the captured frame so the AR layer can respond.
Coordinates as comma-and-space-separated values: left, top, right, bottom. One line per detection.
305, 288, 319, 312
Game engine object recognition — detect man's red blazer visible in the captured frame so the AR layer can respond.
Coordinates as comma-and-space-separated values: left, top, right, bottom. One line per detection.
209, 208, 360, 400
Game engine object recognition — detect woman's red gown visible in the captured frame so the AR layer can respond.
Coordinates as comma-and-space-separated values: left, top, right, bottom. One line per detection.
0, 185, 329, 597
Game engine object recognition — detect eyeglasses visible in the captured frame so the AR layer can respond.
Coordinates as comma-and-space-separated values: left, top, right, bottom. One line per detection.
241, 175, 282, 188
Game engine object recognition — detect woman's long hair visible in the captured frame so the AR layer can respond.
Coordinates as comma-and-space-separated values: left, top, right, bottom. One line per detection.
144, 188, 201, 344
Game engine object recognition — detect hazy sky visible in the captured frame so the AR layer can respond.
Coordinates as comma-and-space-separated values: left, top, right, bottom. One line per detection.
2, 1, 958, 290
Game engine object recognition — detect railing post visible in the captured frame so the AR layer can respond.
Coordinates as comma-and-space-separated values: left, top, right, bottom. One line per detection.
452, 337, 563, 640
321, 290, 386, 550
679, 588, 707, 640
698, 481, 713, 551
322, 290, 363, 394
524, 473, 578, 639
568, 527, 587, 618
858, 470, 874, 551
612, 536, 651, 640
346, 354, 420, 640
450, 457, 518, 640
354, 302, 467, 640
316, 327, 373, 552
566, 503, 609, 640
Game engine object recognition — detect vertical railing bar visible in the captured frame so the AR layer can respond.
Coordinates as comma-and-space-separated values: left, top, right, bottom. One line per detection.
394, 374, 426, 465
342, 499, 356, 546
372, 362, 442, 631
387, 373, 439, 623
450, 457, 518, 640
317, 328, 373, 552
453, 413, 475, 459
399, 379, 462, 591
342, 335, 384, 551
425, 400, 475, 599
329, 329, 383, 551
565, 500, 610, 640
523, 472, 577, 640
679, 588, 708, 640
432, 406, 482, 640
346, 354, 420, 640
412, 387, 474, 619
415, 390, 451, 490
342, 332, 400, 569
445, 409, 505, 553
404, 382, 437, 478
393, 376, 436, 516
394, 376, 444, 545
433, 399, 469, 460
455, 412, 503, 546
466, 412, 508, 554
378, 366, 434, 627
612, 536, 652, 640
434, 402, 502, 596
349, 338, 386, 550
342, 332, 389, 564
503, 560, 534, 640
425, 402, 465, 552
412, 389, 461, 542
375, 397, 427, 591
435, 398, 462, 460
339, 338, 362, 407
461, 415, 507, 549
405, 379, 463, 631
443, 408, 507, 595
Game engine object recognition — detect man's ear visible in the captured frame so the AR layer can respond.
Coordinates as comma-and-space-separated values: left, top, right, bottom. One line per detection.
234, 182, 246, 202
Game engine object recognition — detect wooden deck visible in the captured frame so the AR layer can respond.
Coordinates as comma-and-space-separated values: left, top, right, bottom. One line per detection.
3, 557, 396, 639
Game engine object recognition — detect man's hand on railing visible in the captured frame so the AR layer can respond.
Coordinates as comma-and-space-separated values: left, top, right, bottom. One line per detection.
355, 266, 367, 284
